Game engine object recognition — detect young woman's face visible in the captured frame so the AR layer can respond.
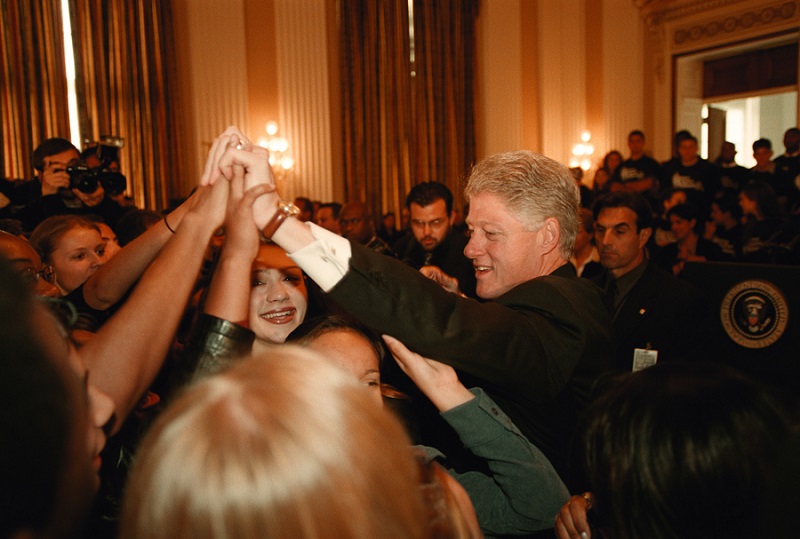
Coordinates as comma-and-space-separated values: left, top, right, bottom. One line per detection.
669, 214, 696, 241
49, 226, 106, 294
306, 330, 383, 409
739, 193, 757, 217
249, 244, 308, 344
95, 222, 121, 262
606, 153, 621, 172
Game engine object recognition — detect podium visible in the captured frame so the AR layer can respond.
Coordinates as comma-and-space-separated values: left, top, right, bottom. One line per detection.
681, 261, 800, 392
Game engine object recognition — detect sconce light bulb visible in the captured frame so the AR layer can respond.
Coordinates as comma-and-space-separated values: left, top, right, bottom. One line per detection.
581, 130, 591, 142
265, 121, 279, 136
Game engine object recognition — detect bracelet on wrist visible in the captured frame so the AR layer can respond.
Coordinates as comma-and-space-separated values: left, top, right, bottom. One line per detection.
163, 214, 176, 234
260, 199, 301, 241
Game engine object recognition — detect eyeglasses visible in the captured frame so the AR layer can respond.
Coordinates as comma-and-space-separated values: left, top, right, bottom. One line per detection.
410, 218, 447, 230
20, 265, 56, 286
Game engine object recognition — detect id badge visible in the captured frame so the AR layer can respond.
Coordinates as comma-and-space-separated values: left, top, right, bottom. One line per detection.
632, 348, 658, 372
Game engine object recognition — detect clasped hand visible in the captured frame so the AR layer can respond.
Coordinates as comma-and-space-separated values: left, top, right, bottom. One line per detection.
201, 126, 281, 231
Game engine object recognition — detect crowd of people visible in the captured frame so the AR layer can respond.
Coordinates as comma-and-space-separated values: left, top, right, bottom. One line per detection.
2, 125, 798, 539
588, 129, 800, 270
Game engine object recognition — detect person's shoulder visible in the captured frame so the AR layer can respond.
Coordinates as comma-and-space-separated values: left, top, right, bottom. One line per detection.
513, 265, 606, 303
775, 153, 800, 163
390, 232, 415, 255
698, 236, 725, 256
697, 157, 719, 172
638, 154, 660, 166
581, 261, 605, 280
367, 236, 397, 258
639, 260, 703, 296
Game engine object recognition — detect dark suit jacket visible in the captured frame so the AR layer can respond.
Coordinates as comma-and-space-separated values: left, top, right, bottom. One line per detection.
329, 243, 615, 483
392, 229, 477, 298
592, 261, 710, 371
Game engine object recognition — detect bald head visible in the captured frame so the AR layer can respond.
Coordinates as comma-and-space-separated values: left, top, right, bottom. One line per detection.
339, 201, 375, 245
0, 232, 60, 297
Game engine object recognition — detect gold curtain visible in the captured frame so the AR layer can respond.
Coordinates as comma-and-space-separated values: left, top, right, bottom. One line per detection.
411, 0, 477, 216
338, 0, 477, 220
68, 0, 180, 210
1, 0, 70, 180
339, 0, 413, 221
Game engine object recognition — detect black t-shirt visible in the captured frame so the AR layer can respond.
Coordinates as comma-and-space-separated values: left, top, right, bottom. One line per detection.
614, 155, 661, 184
661, 157, 722, 194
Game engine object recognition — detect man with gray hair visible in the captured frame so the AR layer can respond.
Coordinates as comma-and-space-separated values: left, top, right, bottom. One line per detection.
207, 137, 615, 489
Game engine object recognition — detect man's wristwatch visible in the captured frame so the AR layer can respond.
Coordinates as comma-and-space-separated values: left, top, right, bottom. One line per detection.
260, 199, 301, 240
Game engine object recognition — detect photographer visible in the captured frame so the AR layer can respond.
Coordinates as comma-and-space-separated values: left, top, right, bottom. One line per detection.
81, 136, 134, 208
14, 138, 127, 232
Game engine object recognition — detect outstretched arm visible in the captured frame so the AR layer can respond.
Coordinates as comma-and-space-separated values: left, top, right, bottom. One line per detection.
202, 166, 272, 326
79, 173, 230, 433
383, 335, 570, 535
81, 194, 196, 311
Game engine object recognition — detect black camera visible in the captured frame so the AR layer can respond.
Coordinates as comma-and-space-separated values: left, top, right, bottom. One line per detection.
65, 160, 127, 196
65, 161, 100, 194
72, 135, 128, 196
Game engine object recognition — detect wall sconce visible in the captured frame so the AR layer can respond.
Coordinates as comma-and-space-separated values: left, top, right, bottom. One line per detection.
569, 130, 595, 171
256, 121, 295, 179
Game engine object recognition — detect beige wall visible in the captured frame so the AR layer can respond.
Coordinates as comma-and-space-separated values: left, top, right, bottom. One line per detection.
171, 0, 799, 198
171, 0, 250, 195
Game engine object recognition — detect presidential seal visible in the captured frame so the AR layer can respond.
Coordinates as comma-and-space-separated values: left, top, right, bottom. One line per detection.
721, 280, 789, 349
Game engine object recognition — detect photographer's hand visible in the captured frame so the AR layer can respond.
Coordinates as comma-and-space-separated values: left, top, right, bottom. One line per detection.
40, 160, 71, 196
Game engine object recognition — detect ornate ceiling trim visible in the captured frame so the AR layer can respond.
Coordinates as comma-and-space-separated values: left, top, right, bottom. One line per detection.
635, 0, 799, 81
673, 2, 798, 47
636, 0, 748, 27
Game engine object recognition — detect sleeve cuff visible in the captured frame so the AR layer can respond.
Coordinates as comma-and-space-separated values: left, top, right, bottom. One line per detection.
190, 312, 255, 357
289, 222, 352, 292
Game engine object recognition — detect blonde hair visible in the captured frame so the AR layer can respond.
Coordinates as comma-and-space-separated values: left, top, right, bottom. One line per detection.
465, 150, 579, 259
121, 346, 428, 539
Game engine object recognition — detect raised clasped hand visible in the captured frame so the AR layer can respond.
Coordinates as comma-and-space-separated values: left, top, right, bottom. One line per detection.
201, 126, 281, 229
222, 164, 274, 261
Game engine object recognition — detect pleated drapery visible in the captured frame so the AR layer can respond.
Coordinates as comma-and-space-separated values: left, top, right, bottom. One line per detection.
1, 0, 70, 180
411, 0, 477, 206
338, 0, 478, 222
68, 0, 181, 210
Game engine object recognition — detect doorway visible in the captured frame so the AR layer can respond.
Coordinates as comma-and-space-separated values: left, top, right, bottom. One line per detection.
703, 91, 797, 166
674, 34, 799, 166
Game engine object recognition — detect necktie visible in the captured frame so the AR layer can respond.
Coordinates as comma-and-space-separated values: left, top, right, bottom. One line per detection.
605, 279, 618, 313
